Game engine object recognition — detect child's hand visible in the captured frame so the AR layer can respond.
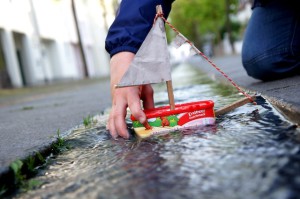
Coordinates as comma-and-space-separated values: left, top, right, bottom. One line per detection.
108, 52, 154, 139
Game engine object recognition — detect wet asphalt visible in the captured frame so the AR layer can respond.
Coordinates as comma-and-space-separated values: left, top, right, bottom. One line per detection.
0, 78, 111, 177
0, 54, 299, 186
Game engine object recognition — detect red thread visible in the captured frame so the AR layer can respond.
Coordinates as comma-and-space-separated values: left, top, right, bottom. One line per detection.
155, 14, 256, 105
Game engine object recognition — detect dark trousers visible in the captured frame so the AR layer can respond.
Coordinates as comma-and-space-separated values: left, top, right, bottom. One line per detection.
242, 0, 300, 81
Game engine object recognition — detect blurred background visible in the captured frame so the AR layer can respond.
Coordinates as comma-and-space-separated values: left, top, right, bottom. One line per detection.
0, 0, 252, 89
168, 0, 252, 64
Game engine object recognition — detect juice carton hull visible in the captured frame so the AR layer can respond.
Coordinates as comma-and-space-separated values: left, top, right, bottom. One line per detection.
131, 100, 215, 138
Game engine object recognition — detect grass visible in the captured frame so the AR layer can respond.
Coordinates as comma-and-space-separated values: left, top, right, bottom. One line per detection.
83, 115, 95, 128
51, 129, 71, 154
22, 106, 34, 111
10, 160, 24, 188
0, 129, 71, 197
7, 158, 43, 194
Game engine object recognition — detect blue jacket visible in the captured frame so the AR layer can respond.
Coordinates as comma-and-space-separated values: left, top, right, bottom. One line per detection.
105, 0, 268, 57
105, 0, 174, 57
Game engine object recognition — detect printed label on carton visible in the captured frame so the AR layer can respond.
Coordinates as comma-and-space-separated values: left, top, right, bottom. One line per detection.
132, 108, 215, 138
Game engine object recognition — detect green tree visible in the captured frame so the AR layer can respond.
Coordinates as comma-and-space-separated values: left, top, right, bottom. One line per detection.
167, 0, 239, 53
224, 0, 239, 53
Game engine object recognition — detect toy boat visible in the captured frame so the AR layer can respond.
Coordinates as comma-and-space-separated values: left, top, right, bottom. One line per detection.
131, 100, 215, 138
116, 5, 256, 138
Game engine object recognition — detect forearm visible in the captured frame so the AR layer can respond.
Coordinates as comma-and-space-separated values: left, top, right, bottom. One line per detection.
105, 0, 174, 57
110, 52, 135, 97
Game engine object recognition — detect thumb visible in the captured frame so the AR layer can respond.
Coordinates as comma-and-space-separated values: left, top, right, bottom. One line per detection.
131, 110, 152, 130
128, 96, 150, 127
129, 101, 147, 124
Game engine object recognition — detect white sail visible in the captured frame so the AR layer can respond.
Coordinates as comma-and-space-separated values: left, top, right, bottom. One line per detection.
116, 17, 171, 88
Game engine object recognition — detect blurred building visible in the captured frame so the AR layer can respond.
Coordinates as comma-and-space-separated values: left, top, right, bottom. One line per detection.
0, 0, 114, 88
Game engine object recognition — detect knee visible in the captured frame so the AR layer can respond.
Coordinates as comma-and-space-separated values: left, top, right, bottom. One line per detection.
242, 58, 273, 81
242, 51, 300, 81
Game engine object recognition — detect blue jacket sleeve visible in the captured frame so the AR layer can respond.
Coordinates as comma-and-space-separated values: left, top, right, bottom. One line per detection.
105, 0, 174, 57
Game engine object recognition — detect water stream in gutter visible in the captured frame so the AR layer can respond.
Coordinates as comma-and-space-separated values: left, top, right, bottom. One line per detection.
15, 63, 300, 199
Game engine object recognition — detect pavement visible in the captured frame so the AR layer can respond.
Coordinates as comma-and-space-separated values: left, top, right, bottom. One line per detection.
0, 78, 111, 181
0, 54, 299, 187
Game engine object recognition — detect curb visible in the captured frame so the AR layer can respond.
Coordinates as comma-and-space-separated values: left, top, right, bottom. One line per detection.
263, 95, 300, 126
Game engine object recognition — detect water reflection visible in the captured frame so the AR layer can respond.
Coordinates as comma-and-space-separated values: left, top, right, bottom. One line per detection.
15, 64, 300, 199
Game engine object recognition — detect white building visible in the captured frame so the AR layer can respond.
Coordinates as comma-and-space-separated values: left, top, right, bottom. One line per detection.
0, 0, 111, 88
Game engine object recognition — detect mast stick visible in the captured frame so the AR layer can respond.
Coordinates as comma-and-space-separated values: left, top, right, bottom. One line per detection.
156, 5, 175, 110
156, 5, 163, 14
166, 80, 175, 110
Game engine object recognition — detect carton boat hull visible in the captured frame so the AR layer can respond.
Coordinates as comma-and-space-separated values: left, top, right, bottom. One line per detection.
131, 100, 215, 138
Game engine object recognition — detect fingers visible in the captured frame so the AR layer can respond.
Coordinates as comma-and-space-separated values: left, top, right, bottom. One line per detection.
141, 85, 154, 110
128, 87, 147, 124
107, 85, 154, 139
113, 102, 129, 139
108, 105, 129, 139
108, 86, 142, 139
108, 52, 136, 139
108, 91, 130, 139
107, 57, 154, 139
128, 86, 153, 130
107, 110, 117, 139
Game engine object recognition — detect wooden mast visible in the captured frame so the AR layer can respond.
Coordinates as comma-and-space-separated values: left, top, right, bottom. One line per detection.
166, 81, 175, 110
156, 5, 175, 110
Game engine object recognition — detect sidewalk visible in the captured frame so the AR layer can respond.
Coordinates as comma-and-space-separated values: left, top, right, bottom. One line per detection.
0, 78, 111, 178
0, 55, 299, 187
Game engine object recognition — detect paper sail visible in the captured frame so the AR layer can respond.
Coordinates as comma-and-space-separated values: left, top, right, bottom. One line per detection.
189, 46, 198, 56
172, 33, 187, 48
116, 17, 171, 87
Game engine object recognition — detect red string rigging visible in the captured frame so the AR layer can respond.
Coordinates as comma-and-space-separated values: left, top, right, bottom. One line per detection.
154, 13, 256, 105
